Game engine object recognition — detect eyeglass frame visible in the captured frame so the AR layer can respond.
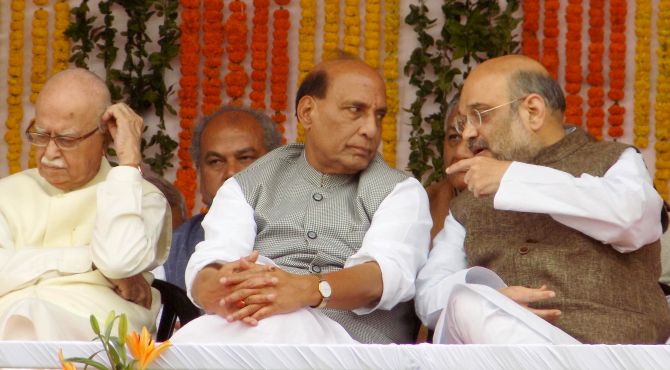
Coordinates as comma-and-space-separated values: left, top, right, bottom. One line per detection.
454, 96, 527, 135
25, 119, 101, 150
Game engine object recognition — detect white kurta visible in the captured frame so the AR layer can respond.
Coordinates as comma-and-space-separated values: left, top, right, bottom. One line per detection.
0, 159, 170, 340
174, 176, 431, 344
415, 148, 664, 343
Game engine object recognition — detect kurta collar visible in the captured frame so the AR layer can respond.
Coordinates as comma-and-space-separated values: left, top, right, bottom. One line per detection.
297, 148, 356, 189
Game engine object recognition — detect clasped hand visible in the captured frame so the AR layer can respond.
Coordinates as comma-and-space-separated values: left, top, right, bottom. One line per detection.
196, 251, 316, 326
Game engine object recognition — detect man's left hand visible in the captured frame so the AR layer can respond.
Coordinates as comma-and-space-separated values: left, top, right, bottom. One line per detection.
446, 157, 512, 197
103, 103, 144, 167
220, 268, 317, 325
109, 274, 152, 309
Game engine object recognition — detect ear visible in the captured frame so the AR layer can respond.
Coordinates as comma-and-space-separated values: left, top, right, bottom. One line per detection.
297, 96, 316, 130
523, 93, 546, 132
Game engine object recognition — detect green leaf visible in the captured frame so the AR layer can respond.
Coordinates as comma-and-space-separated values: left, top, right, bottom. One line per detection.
66, 357, 108, 370
90, 315, 101, 336
118, 314, 128, 346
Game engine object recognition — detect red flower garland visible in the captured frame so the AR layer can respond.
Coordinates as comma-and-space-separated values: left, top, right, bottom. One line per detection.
225, 0, 249, 103
607, 0, 626, 138
564, 0, 583, 126
522, 0, 541, 61
586, 0, 606, 140
541, 0, 559, 79
270, 0, 290, 142
175, 0, 201, 214
250, 0, 270, 109
202, 0, 224, 114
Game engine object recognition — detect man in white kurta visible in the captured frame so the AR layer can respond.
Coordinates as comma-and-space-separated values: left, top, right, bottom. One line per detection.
0, 69, 170, 340
415, 55, 670, 344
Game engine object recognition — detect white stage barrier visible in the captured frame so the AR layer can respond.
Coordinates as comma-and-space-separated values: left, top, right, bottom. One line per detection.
0, 341, 669, 369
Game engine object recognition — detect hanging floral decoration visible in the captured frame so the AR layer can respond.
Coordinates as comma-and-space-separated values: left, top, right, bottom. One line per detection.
202, 0, 224, 115
270, 0, 290, 142
323, 0, 340, 60
541, 0, 559, 79
296, 0, 316, 143
225, 0, 249, 104
364, 0, 381, 68
655, 0, 670, 200
342, 0, 360, 56
586, 0, 605, 140
633, 0, 652, 148
175, 0, 201, 214
30, 2, 48, 104
382, 0, 400, 167
6, 0, 26, 174
250, 0, 270, 109
52, 0, 71, 74
564, 0, 583, 126
521, 0, 541, 61
607, 0, 626, 138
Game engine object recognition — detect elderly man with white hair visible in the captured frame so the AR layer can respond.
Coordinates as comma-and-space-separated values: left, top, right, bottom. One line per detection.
0, 68, 171, 340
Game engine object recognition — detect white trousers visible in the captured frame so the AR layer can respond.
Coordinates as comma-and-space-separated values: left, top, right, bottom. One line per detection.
434, 283, 580, 344
170, 308, 358, 344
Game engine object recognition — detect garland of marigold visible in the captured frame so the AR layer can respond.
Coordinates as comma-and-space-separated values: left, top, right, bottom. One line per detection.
322, 0, 339, 60
295, 0, 316, 143
655, 0, 670, 200
202, 0, 224, 114
607, 0, 626, 139
586, 0, 606, 140
175, 0, 200, 214
6, 0, 26, 174
521, 0, 540, 61
564, 0, 583, 126
381, 0, 400, 167
343, 0, 360, 56
541, 0, 559, 79
270, 0, 290, 142
364, 0, 381, 68
225, 0, 248, 104
52, 0, 70, 74
250, 0, 270, 109
28, 1, 49, 169
633, 0, 652, 148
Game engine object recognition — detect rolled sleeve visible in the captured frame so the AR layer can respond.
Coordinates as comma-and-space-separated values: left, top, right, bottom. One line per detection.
345, 177, 432, 314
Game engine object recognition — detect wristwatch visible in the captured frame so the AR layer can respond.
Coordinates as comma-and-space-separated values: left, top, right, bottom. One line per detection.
312, 274, 332, 309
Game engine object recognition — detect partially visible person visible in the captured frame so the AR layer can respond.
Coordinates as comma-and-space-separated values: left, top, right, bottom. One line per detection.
0, 68, 171, 340
416, 55, 670, 344
425, 94, 474, 239
163, 106, 281, 290
172, 56, 431, 344
143, 168, 187, 229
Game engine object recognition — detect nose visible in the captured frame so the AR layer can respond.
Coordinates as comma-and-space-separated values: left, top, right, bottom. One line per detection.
359, 113, 380, 138
43, 138, 61, 160
225, 160, 241, 179
460, 119, 479, 142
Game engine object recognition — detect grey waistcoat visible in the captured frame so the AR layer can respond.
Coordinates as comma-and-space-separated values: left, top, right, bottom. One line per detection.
234, 144, 419, 343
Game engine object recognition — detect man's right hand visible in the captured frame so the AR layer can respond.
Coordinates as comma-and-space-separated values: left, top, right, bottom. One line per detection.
191, 251, 277, 323
498, 285, 561, 322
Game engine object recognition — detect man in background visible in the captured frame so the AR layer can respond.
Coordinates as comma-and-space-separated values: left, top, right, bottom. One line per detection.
163, 106, 281, 290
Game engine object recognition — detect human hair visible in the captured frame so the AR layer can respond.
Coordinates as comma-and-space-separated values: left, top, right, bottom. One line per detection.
294, 50, 361, 115
142, 169, 187, 222
508, 70, 566, 114
444, 92, 461, 130
190, 105, 281, 169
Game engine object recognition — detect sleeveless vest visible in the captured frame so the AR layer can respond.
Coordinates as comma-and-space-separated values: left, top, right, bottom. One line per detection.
235, 144, 419, 343
451, 128, 670, 343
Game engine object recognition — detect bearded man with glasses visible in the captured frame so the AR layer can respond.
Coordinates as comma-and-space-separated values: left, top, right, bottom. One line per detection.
0, 68, 171, 340
416, 55, 670, 344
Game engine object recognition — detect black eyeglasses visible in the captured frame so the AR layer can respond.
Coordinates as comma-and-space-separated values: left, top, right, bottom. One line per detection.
454, 97, 526, 135
25, 120, 101, 150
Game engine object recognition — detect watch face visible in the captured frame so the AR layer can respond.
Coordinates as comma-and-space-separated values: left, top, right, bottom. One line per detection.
319, 281, 332, 298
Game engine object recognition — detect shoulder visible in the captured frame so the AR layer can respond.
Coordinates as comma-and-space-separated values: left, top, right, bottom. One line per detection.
0, 169, 42, 192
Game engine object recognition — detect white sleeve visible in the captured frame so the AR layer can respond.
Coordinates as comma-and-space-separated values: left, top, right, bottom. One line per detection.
495, 148, 663, 252
345, 178, 432, 313
0, 211, 92, 296
415, 213, 506, 329
91, 166, 168, 278
184, 178, 256, 298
